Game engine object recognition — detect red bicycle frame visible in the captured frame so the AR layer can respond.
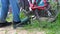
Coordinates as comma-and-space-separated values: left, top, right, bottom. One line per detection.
29, 0, 48, 10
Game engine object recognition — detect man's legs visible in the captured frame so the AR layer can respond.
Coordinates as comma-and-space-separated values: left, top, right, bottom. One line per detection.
0, 0, 9, 23
9, 0, 21, 22
0, 0, 12, 27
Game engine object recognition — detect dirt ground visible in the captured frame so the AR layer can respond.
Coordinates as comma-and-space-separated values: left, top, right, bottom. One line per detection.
0, 26, 45, 34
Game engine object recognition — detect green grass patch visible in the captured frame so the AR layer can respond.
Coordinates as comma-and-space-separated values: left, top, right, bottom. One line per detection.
6, 11, 60, 34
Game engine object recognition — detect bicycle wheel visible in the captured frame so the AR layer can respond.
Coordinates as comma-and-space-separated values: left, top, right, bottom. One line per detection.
34, 0, 60, 22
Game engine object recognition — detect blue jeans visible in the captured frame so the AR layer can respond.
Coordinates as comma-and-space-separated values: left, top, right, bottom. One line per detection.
0, 0, 20, 23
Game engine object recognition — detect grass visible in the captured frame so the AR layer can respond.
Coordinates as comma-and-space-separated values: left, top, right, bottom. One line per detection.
6, 11, 60, 34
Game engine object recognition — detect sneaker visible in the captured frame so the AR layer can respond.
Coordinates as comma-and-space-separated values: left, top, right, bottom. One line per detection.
0, 21, 12, 27
13, 21, 21, 29
13, 17, 31, 29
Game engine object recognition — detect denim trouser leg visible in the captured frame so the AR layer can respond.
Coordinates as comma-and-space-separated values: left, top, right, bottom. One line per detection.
0, 0, 9, 23
0, 0, 20, 23
9, 0, 20, 22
